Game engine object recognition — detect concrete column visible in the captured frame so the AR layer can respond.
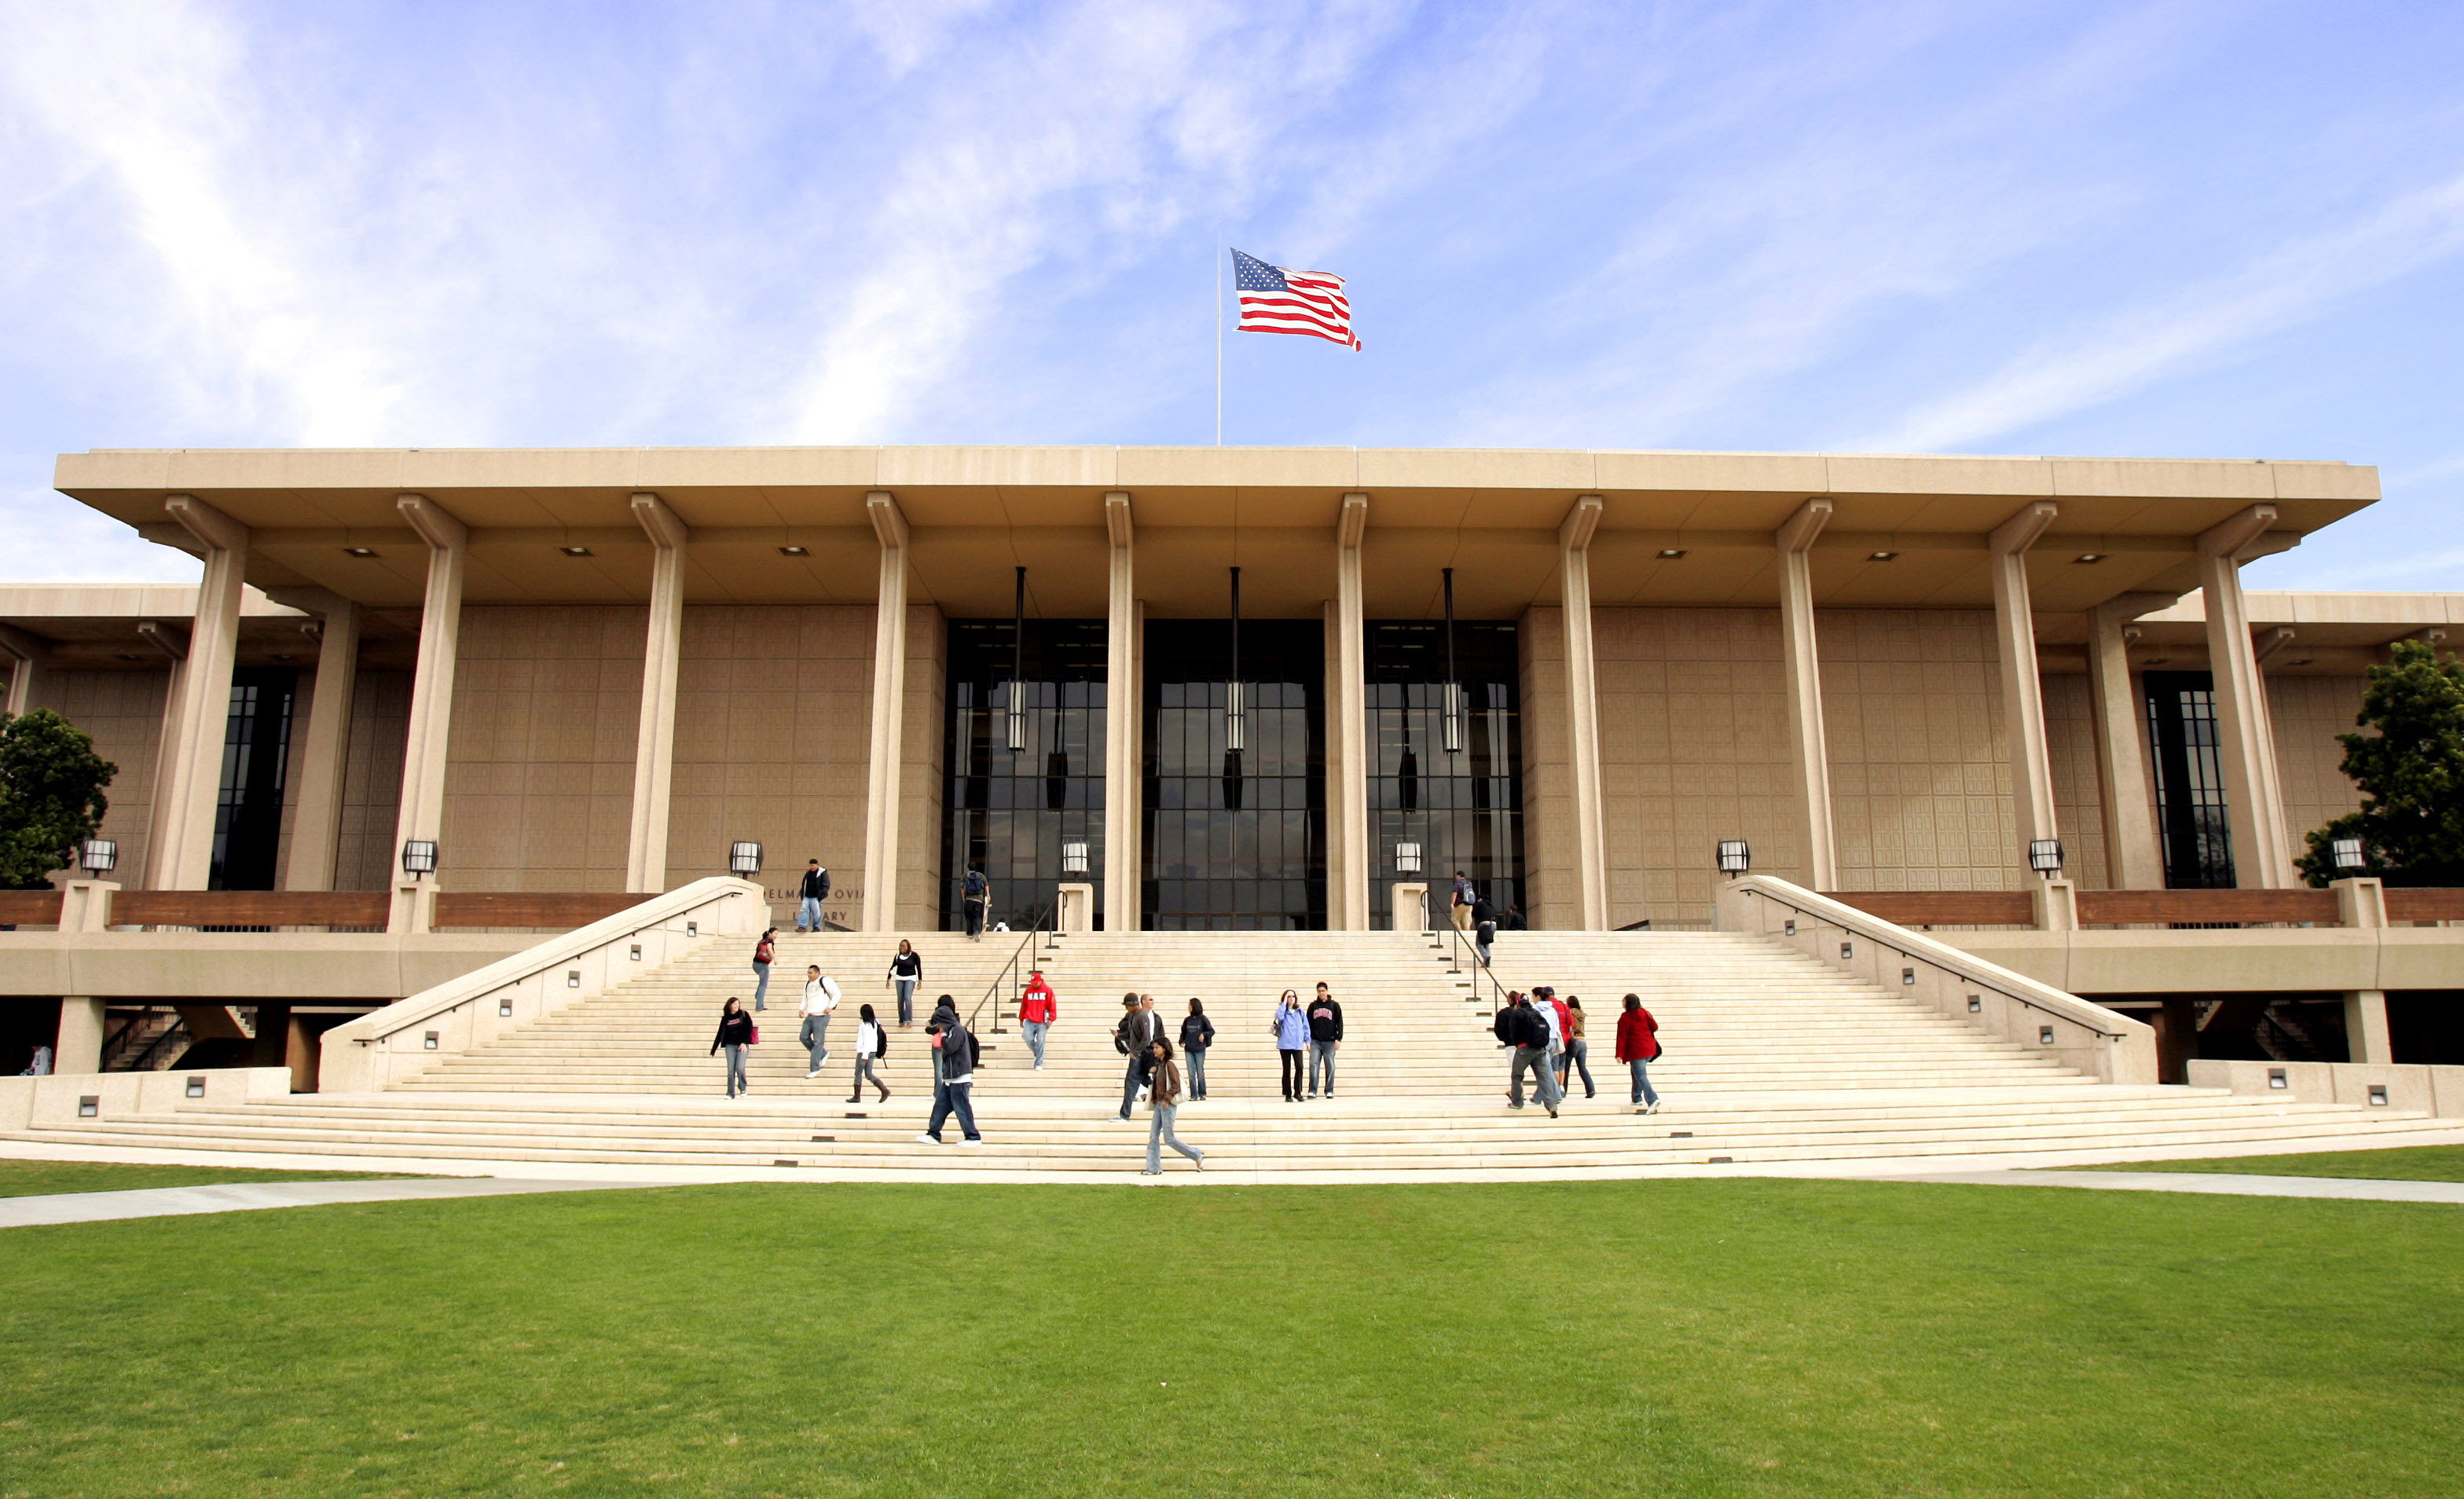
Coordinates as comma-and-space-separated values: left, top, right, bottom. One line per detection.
2342, 989, 2393, 1064
0, 623, 46, 717
54, 995, 105, 1075
626, 493, 691, 894
1331, 493, 1370, 930
389, 494, 467, 931
147, 496, 249, 890
1558, 495, 1608, 930
2087, 592, 2174, 889
1776, 497, 1839, 891
280, 602, 358, 890
860, 491, 910, 933
2197, 505, 2296, 889
1989, 502, 2060, 874
1102, 492, 1141, 934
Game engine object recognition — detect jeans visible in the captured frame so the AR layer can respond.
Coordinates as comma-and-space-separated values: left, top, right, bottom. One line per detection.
852, 1055, 886, 1098
1509, 1044, 1561, 1108
1120, 1057, 1144, 1119
722, 1043, 749, 1098
1307, 1039, 1337, 1096
1476, 922, 1495, 967
1146, 1104, 1203, 1171
1278, 1048, 1304, 1100
752, 962, 770, 1010
1560, 1037, 1595, 1097
963, 897, 985, 938
1186, 1047, 1208, 1098
798, 896, 823, 932
1021, 1019, 1049, 1065
895, 978, 916, 1024
928, 1079, 978, 1140
1628, 1057, 1659, 1106
801, 1015, 830, 1071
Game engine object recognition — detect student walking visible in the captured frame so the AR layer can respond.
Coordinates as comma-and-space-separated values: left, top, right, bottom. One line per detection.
796, 861, 830, 933
750, 928, 777, 1010
799, 965, 841, 1076
848, 1002, 891, 1103
1472, 895, 1499, 968
1273, 989, 1309, 1102
918, 998, 981, 1145
1139, 1039, 1205, 1175
711, 997, 754, 1099
1305, 981, 1344, 1099
1559, 996, 1597, 1099
1018, 969, 1057, 1068
1178, 999, 1215, 1101
961, 866, 989, 939
886, 939, 923, 1026
1451, 870, 1476, 932
1493, 991, 1560, 1116
1116, 994, 1164, 1120
1615, 993, 1663, 1112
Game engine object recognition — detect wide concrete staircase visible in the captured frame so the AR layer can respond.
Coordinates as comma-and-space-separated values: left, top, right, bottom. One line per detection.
10, 928, 2453, 1175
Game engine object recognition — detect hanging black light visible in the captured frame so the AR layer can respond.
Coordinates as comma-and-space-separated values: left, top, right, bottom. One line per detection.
1442, 566, 1463, 754
1223, 566, 1245, 811
1006, 566, 1027, 753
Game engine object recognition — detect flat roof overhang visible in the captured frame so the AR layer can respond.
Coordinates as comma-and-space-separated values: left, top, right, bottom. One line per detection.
53, 445, 2378, 621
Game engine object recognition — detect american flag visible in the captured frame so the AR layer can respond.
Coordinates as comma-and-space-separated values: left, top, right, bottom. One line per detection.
1231, 248, 1362, 350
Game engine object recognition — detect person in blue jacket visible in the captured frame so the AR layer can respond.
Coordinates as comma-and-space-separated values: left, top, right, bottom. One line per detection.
1273, 988, 1309, 1102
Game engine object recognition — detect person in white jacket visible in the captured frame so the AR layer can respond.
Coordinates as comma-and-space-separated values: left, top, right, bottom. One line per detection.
800, 966, 842, 1076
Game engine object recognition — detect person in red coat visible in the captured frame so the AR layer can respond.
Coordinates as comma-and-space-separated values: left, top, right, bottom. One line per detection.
1614, 992, 1662, 1113
1018, 969, 1058, 1069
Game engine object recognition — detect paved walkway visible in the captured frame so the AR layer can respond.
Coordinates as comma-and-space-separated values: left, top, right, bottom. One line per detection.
1869, 1169, 2464, 1205
0, 1176, 693, 1230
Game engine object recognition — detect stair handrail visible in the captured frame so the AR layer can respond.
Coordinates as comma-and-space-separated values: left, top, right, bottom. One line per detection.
965, 911, 1054, 1038
1446, 922, 1510, 1009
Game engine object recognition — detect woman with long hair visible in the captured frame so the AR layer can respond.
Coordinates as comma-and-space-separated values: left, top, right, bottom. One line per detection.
886, 939, 923, 1027
1615, 992, 1662, 1113
1178, 998, 1215, 1101
849, 1002, 891, 1104
1272, 988, 1308, 1102
1140, 1038, 1204, 1175
710, 997, 754, 1099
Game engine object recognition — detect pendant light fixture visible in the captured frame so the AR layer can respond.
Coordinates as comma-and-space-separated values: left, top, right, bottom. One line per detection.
1225, 566, 1245, 753
1442, 566, 1463, 753
1006, 566, 1027, 753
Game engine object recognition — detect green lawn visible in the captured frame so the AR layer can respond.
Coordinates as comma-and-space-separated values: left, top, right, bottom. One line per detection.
2, 1180, 2458, 1497
0, 1158, 416, 1199
2064, 1142, 2464, 1182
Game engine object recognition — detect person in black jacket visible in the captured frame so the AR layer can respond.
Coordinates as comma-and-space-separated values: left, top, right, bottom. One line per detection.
1116, 993, 1165, 1120
1305, 981, 1344, 1099
1178, 999, 1216, 1101
797, 861, 830, 933
711, 998, 755, 1099
961, 866, 988, 940
1471, 896, 1499, 968
1493, 992, 1558, 1116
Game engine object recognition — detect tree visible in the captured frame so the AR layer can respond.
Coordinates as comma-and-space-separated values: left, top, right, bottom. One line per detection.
2296, 640, 2464, 888
0, 709, 117, 891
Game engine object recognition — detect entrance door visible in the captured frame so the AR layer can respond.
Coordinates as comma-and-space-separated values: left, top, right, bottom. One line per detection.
2143, 670, 2235, 889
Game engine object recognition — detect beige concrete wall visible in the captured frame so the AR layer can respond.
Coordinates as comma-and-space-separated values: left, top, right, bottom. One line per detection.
2042, 672, 2113, 889
894, 605, 948, 934
1517, 606, 1580, 929
2271, 674, 2366, 852
441, 607, 647, 892
335, 669, 411, 892
666, 605, 874, 911
33, 669, 169, 887
1818, 609, 2021, 892
1591, 607, 1804, 922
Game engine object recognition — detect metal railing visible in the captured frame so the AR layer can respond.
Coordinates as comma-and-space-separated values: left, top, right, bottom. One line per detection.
1445, 922, 1509, 1009
966, 911, 1057, 1038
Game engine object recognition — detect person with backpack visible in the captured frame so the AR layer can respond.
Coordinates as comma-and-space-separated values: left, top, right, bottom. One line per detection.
710, 997, 755, 1100
886, 938, 923, 1026
918, 996, 981, 1145
1178, 998, 1215, 1101
797, 861, 830, 933
1018, 969, 1057, 1068
1471, 894, 1499, 968
1559, 995, 1597, 1099
1451, 870, 1476, 932
750, 928, 777, 1010
1492, 991, 1559, 1115
1116, 993, 1164, 1120
799, 964, 841, 1076
960, 866, 989, 939
848, 1002, 891, 1104
1139, 1038, 1204, 1175
1272, 988, 1308, 1102
1305, 981, 1343, 1100
1615, 992, 1663, 1112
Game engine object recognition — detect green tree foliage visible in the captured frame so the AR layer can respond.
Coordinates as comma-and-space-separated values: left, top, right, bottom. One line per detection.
2297, 640, 2464, 887
0, 709, 117, 891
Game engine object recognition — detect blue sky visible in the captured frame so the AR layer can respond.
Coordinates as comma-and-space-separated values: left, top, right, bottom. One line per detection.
3, 0, 2460, 591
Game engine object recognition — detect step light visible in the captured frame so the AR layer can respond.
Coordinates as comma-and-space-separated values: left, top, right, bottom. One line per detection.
1967, 995, 1982, 1013
1783, 919, 1795, 936
1902, 967, 1916, 986
78, 1095, 97, 1117
773, 1160, 799, 1167
811, 1134, 836, 1142
2268, 1068, 2288, 1089
2037, 1026, 2055, 1045
424, 1031, 440, 1050
499, 996, 513, 1017
1669, 1130, 1693, 1137
1707, 1155, 1734, 1164
567, 969, 581, 988
2367, 1085, 2389, 1106
1840, 941, 1853, 960
185, 1076, 206, 1098
629, 944, 642, 962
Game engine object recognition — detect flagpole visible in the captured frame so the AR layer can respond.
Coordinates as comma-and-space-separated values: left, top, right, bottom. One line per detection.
1215, 244, 1223, 446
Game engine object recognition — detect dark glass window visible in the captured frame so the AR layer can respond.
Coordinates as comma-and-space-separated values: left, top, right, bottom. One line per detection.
1143, 619, 1326, 930
939, 621, 1109, 931
2143, 670, 2235, 889
1366, 621, 1525, 925
211, 667, 297, 891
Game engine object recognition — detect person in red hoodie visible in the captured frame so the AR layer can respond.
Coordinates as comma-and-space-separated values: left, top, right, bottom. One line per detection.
1018, 969, 1058, 1069
1615, 992, 1662, 1113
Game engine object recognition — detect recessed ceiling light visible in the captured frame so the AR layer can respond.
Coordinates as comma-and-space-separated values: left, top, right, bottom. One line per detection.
274, 654, 296, 662
559, 545, 593, 557
779, 545, 809, 557
1656, 548, 1687, 560
2074, 553, 2106, 564
343, 546, 378, 557
2144, 657, 2172, 665
2288, 658, 2314, 666
117, 653, 142, 662
1867, 550, 1899, 562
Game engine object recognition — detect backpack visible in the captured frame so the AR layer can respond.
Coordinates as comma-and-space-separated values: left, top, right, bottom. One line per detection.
964, 870, 987, 897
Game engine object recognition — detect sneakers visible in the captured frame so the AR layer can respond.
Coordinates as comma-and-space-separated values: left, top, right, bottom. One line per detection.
915, 1134, 941, 1145
1033, 1061, 1043, 1070
1644, 1099, 1663, 1115
1192, 1156, 1206, 1171
1546, 1104, 1559, 1118
959, 1138, 981, 1147
807, 1068, 823, 1079
1139, 1168, 1162, 1176
817, 1051, 831, 1063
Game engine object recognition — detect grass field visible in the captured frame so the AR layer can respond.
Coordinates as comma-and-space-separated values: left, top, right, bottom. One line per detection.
2, 1179, 2458, 1497
2066, 1142, 2464, 1182
0, 1158, 415, 1199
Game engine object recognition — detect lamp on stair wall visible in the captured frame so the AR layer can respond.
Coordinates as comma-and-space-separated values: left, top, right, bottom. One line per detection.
2331, 837, 2366, 874
79, 838, 117, 875
400, 839, 438, 879
2027, 839, 2064, 878
730, 841, 764, 878
1716, 840, 1751, 878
